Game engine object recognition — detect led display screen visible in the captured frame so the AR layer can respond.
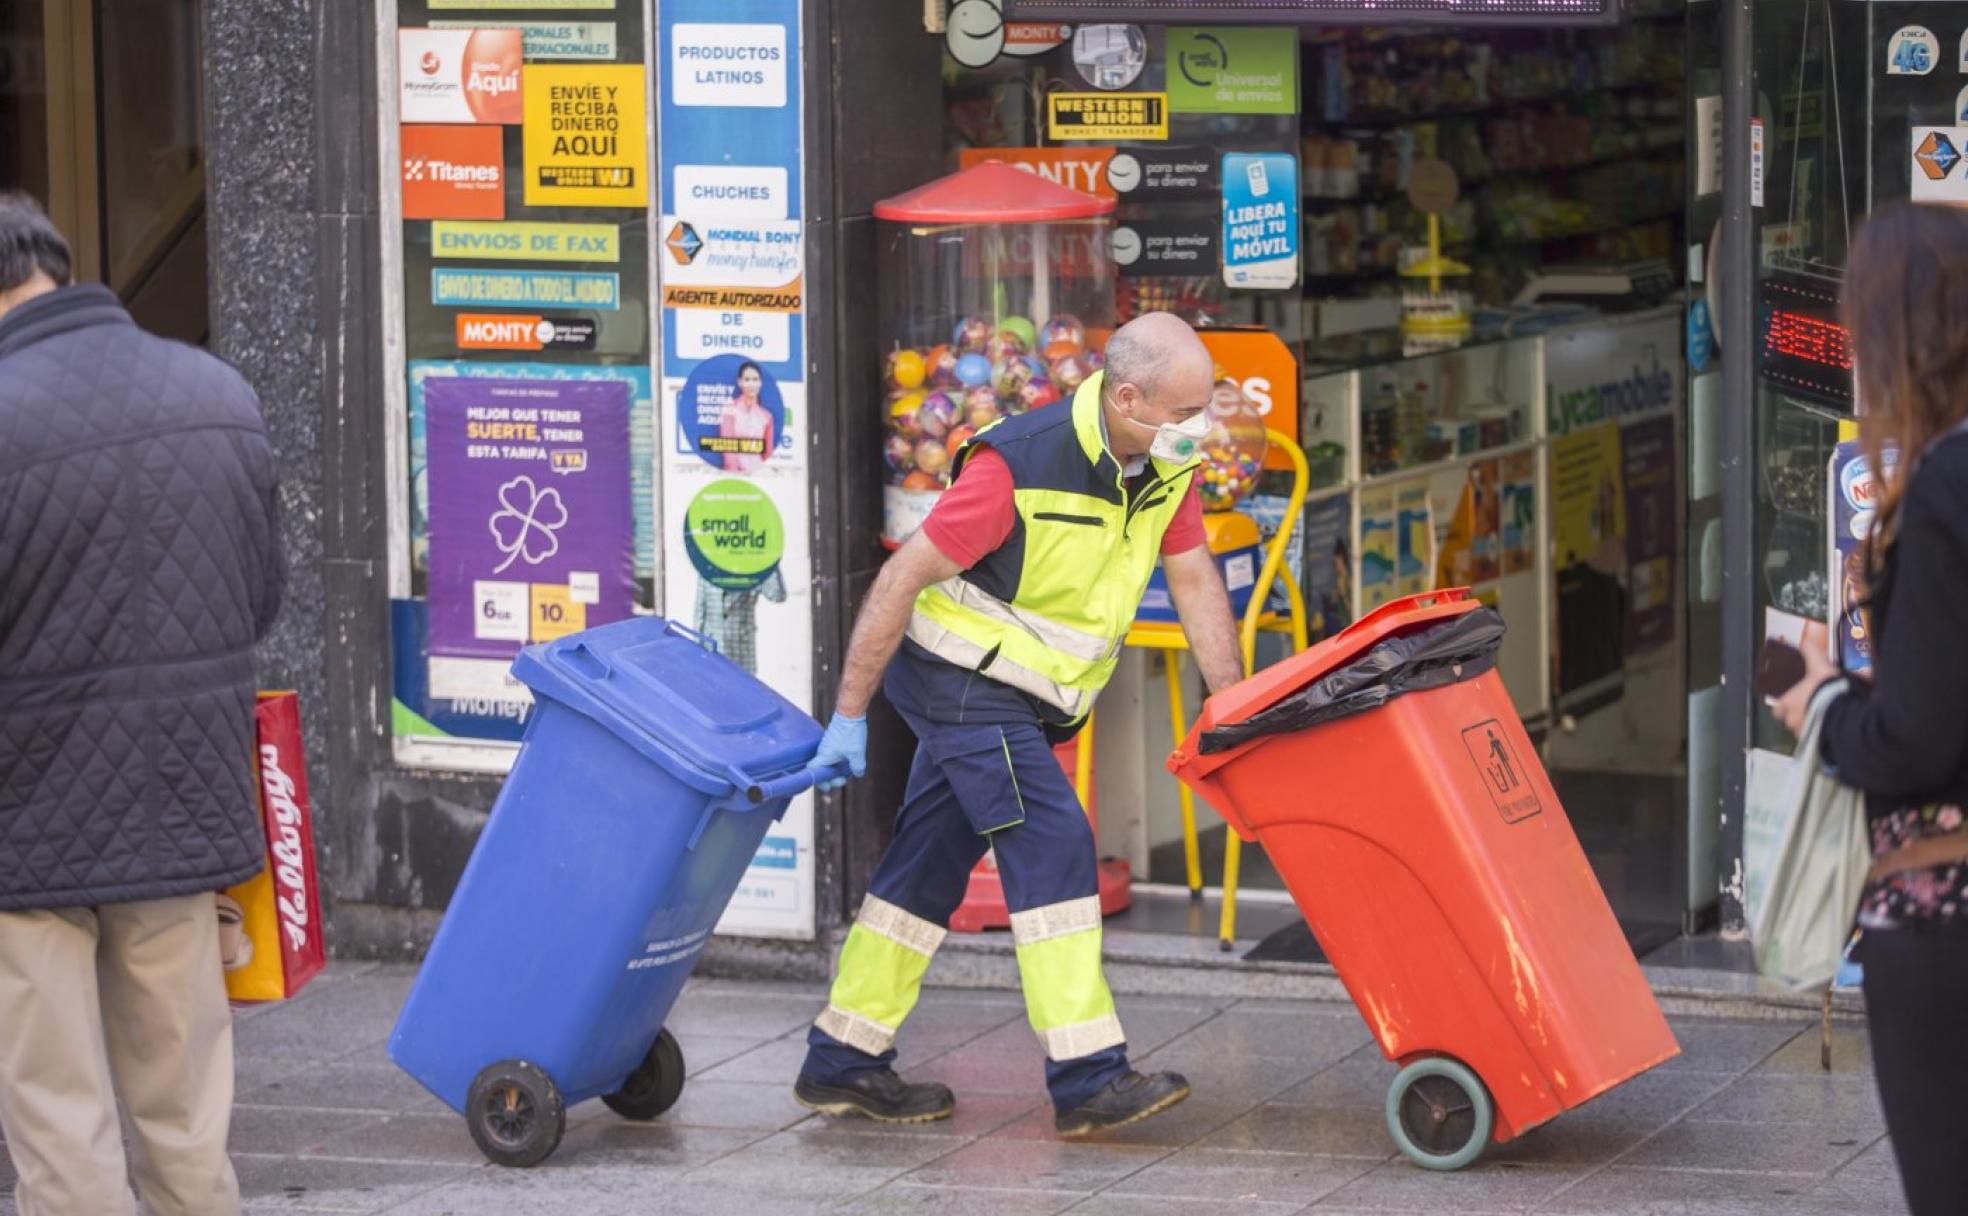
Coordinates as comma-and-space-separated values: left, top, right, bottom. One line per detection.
1004, 0, 1620, 29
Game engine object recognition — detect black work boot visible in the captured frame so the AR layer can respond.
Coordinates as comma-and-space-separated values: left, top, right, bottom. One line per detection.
1054, 1070, 1192, 1138
794, 1069, 956, 1124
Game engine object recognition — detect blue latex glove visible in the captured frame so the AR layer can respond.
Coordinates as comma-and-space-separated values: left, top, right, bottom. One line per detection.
809, 712, 867, 792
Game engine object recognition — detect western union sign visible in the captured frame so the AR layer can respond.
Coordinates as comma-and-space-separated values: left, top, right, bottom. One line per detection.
1047, 92, 1169, 141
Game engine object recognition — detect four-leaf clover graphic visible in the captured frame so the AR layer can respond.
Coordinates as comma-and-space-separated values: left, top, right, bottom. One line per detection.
488, 475, 568, 573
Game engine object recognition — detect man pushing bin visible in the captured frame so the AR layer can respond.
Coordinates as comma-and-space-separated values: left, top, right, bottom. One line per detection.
795, 313, 1246, 1136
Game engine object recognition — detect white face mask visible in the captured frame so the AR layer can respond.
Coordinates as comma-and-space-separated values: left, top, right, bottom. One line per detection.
1122, 408, 1211, 463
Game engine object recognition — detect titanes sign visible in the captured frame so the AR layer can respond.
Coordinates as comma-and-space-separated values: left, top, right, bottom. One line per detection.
1003, 0, 1618, 28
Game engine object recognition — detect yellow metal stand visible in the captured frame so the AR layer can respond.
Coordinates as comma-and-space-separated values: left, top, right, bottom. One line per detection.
1120, 429, 1311, 950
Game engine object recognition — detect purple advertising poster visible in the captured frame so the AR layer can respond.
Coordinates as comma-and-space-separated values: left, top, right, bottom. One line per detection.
425, 376, 634, 660
1620, 415, 1677, 655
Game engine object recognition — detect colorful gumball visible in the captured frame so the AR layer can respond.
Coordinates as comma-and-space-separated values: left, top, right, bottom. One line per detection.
953, 315, 993, 353
913, 439, 951, 478
886, 347, 927, 390
944, 424, 977, 455
966, 394, 1003, 429
1041, 314, 1085, 351
993, 356, 1038, 397
901, 470, 940, 491
1049, 351, 1095, 392
987, 328, 1031, 363
884, 433, 917, 474
955, 352, 992, 387
888, 390, 925, 436
963, 384, 998, 416
998, 315, 1038, 354
925, 344, 960, 388
915, 392, 957, 439
1043, 339, 1085, 364
1019, 380, 1062, 411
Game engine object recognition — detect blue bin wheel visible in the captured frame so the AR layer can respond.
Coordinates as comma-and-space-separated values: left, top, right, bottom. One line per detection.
1385, 1056, 1494, 1171
467, 1059, 566, 1168
603, 1027, 687, 1121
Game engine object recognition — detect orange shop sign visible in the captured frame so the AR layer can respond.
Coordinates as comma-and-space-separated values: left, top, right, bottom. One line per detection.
1198, 326, 1298, 448
402, 125, 505, 221
958, 146, 1117, 201
455, 313, 597, 352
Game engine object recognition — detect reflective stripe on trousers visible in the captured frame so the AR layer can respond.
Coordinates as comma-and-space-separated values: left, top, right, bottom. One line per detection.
813, 895, 947, 1056
1011, 895, 1125, 1060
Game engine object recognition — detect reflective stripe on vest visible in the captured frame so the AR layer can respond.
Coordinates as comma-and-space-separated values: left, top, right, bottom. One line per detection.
907, 373, 1195, 717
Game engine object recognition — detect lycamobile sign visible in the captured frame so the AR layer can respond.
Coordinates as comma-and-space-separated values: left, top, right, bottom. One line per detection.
1546, 344, 1676, 435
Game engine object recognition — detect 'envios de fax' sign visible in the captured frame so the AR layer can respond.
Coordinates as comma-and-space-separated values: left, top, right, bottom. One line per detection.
1005, 0, 1618, 28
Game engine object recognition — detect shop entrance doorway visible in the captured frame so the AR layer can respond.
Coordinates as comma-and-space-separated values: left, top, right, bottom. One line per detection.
0, 0, 207, 342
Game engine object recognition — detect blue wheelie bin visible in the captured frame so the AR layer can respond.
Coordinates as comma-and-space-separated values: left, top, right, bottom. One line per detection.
388, 616, 834, 1167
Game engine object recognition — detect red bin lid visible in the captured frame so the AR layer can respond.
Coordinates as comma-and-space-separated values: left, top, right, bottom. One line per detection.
1174, 589, 1484, 778
874, 160, 1117, 224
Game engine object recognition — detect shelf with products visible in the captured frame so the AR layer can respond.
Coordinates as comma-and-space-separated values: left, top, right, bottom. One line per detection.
1306, 21, 1685, 129
1302, 182, 1680, 290
1286, 305, 1686, 730
1303, 129, 1685, 208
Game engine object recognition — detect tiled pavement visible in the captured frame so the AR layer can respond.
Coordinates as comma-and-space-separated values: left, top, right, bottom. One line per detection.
0, 963, 1907, 1215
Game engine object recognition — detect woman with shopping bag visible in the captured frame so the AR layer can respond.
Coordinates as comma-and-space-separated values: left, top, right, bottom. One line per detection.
1774, 201, 1968, 1216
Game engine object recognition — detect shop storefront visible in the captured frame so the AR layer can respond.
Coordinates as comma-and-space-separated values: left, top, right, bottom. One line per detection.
162, 0, 1910, 964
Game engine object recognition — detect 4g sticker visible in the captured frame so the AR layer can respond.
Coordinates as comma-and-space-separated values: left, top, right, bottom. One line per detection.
1888, 26, 1938, 75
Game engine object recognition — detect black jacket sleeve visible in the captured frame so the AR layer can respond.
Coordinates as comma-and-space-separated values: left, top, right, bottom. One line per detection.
1819, 450, 1968, 800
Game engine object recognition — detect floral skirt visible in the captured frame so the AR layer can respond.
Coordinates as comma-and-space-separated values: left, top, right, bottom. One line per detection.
1858, 803, 1967, 928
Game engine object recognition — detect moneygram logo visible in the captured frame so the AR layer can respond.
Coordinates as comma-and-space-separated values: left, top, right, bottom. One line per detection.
420, 50, 441, 75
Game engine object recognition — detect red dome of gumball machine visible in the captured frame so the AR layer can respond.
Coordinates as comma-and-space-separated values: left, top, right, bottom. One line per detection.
875, 162, 1116, 549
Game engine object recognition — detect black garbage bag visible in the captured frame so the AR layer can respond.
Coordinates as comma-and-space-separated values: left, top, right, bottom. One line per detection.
1199, 607, 1507, 755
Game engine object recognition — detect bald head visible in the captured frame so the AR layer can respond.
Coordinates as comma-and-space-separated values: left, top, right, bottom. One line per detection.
1099, 313, 1215, 459
1102, 313, 1214, 408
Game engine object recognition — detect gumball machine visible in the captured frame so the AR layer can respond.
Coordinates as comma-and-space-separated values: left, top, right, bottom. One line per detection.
1135, 375, 1272, 623
874, 161, 1116, 547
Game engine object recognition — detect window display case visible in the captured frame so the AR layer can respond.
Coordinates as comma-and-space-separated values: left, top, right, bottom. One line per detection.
1294, 306, 1683, 727
873, 161, 1116, 548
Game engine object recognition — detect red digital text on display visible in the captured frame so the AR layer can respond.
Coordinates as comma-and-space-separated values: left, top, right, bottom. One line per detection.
1762, 308, 1852, 371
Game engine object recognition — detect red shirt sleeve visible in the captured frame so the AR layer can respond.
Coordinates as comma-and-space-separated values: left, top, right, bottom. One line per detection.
1159, 482, 1207, 556
920, 447, 1017, 569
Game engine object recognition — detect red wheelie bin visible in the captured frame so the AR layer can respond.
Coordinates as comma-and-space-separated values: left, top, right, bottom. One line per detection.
1168, 589, 1678, 1170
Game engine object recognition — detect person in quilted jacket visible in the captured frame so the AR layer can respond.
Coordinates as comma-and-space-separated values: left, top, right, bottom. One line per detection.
0, 193, 284, 1215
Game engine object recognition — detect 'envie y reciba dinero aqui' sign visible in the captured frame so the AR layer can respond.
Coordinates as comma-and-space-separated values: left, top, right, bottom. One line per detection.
1003, 0, 1617, 26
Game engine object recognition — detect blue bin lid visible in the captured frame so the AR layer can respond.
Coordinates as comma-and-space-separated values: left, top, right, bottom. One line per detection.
511, 617, 823, 797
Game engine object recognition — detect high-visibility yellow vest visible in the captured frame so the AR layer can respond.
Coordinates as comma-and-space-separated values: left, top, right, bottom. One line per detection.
906, 372, 1199, 722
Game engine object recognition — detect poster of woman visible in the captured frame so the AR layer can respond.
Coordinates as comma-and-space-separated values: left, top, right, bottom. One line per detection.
679, 353, 787, 474
718, 361, 775, 474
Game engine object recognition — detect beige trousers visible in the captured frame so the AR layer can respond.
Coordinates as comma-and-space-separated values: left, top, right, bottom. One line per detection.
0, 893, 240, 1216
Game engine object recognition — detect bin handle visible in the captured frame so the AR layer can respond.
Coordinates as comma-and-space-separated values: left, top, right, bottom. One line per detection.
1341, 587, 1473, 641
665, 619, 721, 654
723, 760, 852, 806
